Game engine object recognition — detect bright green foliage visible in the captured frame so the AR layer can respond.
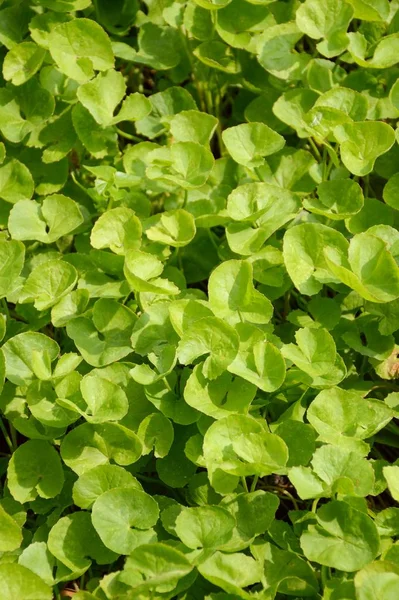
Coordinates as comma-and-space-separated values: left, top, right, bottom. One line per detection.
0, 1, 399, 598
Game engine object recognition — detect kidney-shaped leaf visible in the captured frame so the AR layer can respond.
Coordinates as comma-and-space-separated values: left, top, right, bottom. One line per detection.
48, 18, 114, 82
300, 500, 380, 571
8, 440, 64, 504
91, 487, 159, 554
0, 563, 52, 600
177, 316, 239, 379
222, 123, 285, 168
175, 505, 235, 549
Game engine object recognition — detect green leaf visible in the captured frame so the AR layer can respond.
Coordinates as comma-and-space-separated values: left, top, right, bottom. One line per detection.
91, 207, 142, 255
0, 80, 54, 144
177, 316, 239, 379
300, 500, 380, 571
314, 86, 368, 121
220, 490, 279, 549
194, 40, 240, 73
282, 327, 346, 387
77, 69, 126, 126
137, 413, 174, 458
0, 501, 23, 552
304, 179, 364, 220
8, 195, 83, 243
307, 387, 392, 452
170, 110, 218, 145
91, 487, 159, 554
146, 142, 214, 188
51, 289, 90, 327
19, 260, 78, 310
203, 414, 288, 493
208, 260, 273, 325
334, 122, 395, 176
296, 0, 353, 58
184, 363, 256, 419
311, 444, 374, 497
66, 298, 136, 367
346, 0, 389, 21
145, 209, 196, 247
324, 232, 399, 303
18, 542, 55, 587
175, 505, 235, 549
274, 420, 317, 468
222, 123, 285, 168
0, 564, 52, 600
354, 561, 399, 600
72, 103, 118, 158
3, 332, 59, 386
383, 466, 399, 502
133, 23, 181, 71
61, 422, 142, 475
252, 541, 319, 597
198, 551, 261, 596
3, 42, 46, 86
383, 173, 399, 211
228, 324, 286, 392
73, 464, 142, 509
283, 222, 349, 295
8, 440, 64, 503
0, 239, 25, 298
48, 511, 117, 573
0, 159, 34, 204
48, 18, 114, 82
78, 371, 128, 423
227, 183, 301, 255
94, 0, 139, 35
120, 542, 194, 594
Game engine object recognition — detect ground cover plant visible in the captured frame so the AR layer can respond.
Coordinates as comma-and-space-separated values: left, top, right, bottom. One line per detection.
1, 0, 399, 598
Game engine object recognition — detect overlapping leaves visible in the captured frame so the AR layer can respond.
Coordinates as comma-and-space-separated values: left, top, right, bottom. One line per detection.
0, 0, 398, 598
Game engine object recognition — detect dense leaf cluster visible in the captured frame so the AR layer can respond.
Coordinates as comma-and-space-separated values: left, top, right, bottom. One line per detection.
0, 0, 399, 598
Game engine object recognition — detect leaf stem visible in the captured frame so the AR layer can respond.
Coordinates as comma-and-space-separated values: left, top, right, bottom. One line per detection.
116, 127, 145, 142
264, 486, 300, 510
250, 476, 259, 493
162, 376, 173, 392
207, 228, 220, 253
10, 424, 17, 450
309, 137, 322, 161
241, 477, 249, 493
1, 298, 9, 319
0, 417, 14, 453
311, 497, 320, 513
321, 565, 330, 589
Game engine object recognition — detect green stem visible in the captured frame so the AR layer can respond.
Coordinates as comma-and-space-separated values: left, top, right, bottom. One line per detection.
241, 477, 249, 493
162, 376, 172, 392
311, 497, 320, 513
116, 127, 145, 142
309, 137, 322, 161
0, 417, 14, 453
250, 476, 259, 493
264, 486, 300, 510
136, 474, 163, 484
375, 430, 399, 449
207, 228, 220, 253
10, 424, 17, 450
364, 174, 369, 199
321, 565, 330, 589
322, 145, 328, 181
254, 167, 264, 182
71, 171, 92, 199
1, 298, 9, 319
